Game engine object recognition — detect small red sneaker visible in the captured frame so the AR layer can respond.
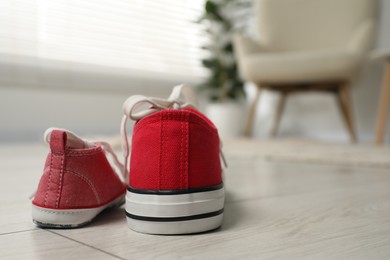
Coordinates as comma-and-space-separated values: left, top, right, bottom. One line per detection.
32, 128, 126, 228
121, 84, 226, 234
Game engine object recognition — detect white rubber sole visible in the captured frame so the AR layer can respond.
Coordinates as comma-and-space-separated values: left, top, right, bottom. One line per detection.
32, 194, 125, 228
126, 185, 225, 234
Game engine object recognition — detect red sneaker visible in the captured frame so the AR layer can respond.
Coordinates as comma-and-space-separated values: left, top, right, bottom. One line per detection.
121, 84, 226, 234
32, 128, 126, 228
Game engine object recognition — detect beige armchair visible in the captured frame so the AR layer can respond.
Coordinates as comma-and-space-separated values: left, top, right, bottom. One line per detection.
234, 0, 377, 141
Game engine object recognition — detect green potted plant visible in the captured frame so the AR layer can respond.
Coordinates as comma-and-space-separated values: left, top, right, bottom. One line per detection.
198, 0, 249, 137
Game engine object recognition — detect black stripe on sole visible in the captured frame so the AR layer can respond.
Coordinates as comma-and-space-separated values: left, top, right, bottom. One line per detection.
127, 183, 223, 195
126, 208, 224, 222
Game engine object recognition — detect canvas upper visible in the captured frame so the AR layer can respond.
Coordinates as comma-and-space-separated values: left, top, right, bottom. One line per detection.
32, 129, 126, 210
129, 107, 223, 191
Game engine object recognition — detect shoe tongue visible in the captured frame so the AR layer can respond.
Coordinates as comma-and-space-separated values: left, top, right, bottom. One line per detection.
63, 131, 88, 149
44, 128, 93, 149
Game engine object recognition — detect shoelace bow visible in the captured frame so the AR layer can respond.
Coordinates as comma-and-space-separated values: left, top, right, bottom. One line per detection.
120, 84, 227, 184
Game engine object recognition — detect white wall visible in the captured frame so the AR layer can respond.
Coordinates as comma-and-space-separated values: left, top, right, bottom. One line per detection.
0, 61, 178, 142
1, 0, 389, 143
0, 86, 173, 143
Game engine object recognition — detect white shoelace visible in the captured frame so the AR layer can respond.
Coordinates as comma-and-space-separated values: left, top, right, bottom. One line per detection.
120, 84, 227, 184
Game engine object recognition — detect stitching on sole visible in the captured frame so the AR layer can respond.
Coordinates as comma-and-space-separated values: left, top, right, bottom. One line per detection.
34, 207, 96, 215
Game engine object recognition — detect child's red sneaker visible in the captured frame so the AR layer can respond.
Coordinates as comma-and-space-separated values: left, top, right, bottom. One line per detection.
32, 128, 126, 228
121, 84, 226, 234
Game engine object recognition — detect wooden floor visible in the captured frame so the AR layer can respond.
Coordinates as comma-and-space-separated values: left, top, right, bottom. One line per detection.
1, 143, 390, 259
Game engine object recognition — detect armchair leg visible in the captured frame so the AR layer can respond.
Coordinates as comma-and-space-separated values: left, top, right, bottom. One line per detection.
375, 59, 390, 144
336, 83, 357, 142
270, 91, 288, 137
244, 85, 261, 137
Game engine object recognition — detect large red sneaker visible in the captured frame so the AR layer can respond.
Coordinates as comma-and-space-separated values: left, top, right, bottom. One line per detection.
121, 84, 225, 234
32, 128, 126, 228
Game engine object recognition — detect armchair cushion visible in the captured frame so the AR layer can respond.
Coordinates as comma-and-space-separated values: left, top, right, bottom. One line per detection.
241, 50, 363, 84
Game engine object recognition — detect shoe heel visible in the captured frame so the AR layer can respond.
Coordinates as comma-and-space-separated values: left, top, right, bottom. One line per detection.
125, 185, 225, 234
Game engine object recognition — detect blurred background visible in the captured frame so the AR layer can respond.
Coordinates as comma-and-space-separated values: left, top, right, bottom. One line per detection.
0, 0, 389, 144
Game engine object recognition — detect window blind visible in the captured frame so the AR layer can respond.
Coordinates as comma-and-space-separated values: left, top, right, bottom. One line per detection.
0, 0, 206, 84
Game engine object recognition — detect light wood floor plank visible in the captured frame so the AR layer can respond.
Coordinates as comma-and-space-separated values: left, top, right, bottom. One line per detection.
0, 144, 46, 234
51, 163, 390, 259
225, 158, 390, 203
1, 143, 390, 259
50, 181, 390, 259
0, 230, 122, 260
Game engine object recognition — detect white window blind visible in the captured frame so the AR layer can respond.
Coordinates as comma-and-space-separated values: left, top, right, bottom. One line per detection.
0, 0, 206, 84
